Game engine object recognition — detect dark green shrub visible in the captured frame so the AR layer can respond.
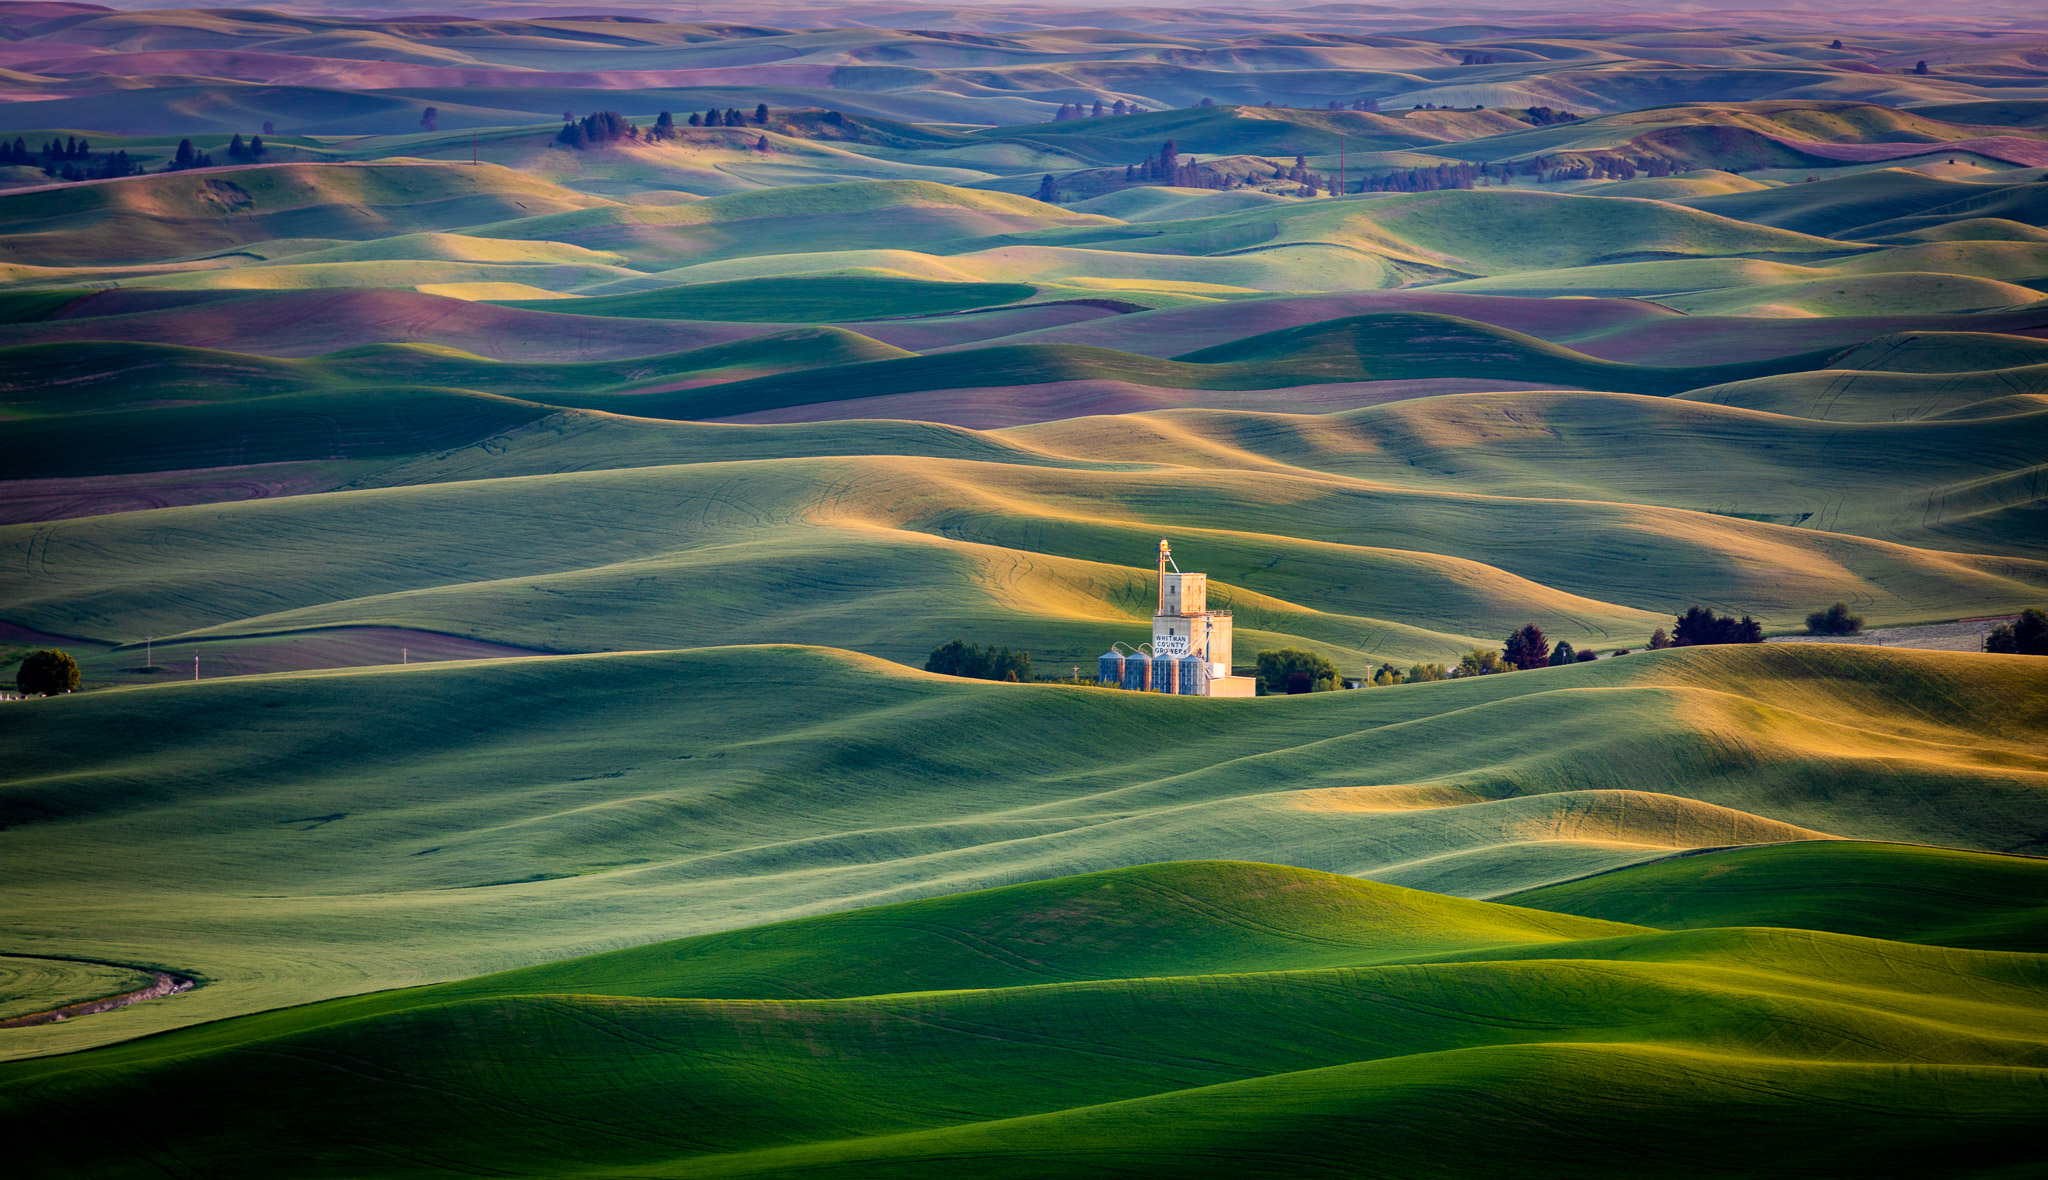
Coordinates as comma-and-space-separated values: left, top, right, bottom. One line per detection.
1256, 648, 1338, 694
1985, 608, 2048, 655
1805, 602, 1864, 635
16, 649, 79, 696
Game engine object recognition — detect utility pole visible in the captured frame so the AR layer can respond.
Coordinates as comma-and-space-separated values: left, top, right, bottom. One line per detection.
1339, 133, 1345, 196
145, 636, 152, 668
193, 655, 199, 681
403, 647, 408, 665
472, 131, 478, 166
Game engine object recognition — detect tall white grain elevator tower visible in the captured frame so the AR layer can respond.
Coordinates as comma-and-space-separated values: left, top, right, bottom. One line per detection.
1098, 539, 1257, 697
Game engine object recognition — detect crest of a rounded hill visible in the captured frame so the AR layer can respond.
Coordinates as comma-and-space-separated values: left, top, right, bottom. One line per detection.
468, 179, 1114, 264
1679, 365, 2048, 422
1681, 168, 2048, 242
1511, 841, 2048, 953
0, 161, 607, 267
976, 103, 1531, 163
630, 312, 1833, 425
1017, 187, 1853, 281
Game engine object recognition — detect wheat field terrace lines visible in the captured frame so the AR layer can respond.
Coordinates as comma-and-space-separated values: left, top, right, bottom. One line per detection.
3, 0, 2048, 1175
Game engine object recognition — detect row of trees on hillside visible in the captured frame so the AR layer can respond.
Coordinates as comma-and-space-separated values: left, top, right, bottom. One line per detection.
1052, 99, 1146, 119
925, 639, 1033, 682
557, 107, 778, 150
2, 135, 139, 181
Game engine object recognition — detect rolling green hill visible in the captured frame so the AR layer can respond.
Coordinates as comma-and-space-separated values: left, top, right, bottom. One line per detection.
1510, 841, 2048, 951
7, 20, 2048, 1172
0, 162, 608, 267
494, 274, 1037, 321
0, 643, 2042, 1059
2, 859, 2044, 1176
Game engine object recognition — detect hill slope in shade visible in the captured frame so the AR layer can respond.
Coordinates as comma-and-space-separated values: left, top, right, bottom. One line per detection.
1, 860, 2044, 1177
1510, 841, 2048, 952
0, 642, 2042, 1055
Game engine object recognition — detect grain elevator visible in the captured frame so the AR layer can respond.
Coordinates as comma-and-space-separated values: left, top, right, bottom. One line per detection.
1097, 540, 1258, 697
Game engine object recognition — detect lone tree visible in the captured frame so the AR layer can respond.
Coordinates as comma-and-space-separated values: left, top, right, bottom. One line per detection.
1503, 623, 1550, 670
16, 649, 79, 697
420, 106, 439, 132
755, 102, 769, 123
1671, 605, 1764, 646
1913, 60, 1930, 74
1985, 608, 2048, 655
1805, 602, 1864, 635
654, 110, 674, 138
1255, 648, 1338, 694
1548, 640, 1577, 666
1034, 173, 1058, 202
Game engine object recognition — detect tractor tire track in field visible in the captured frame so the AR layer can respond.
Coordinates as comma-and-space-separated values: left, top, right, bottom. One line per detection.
0, 959, 196, 1030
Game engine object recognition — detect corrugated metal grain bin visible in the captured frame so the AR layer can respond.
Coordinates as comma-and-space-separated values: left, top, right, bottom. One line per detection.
1153, 657, 1178, 694
1177, 654, 1208, 695
1098, 650, 1124, 687
1121, 650, 1151, 692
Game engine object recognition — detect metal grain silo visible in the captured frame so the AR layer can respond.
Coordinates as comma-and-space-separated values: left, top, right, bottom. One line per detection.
1153, 656, 1178, 694
1178, 654, 1208, 695
1098, 650, 1124, 687
1121, 650, 1151, 692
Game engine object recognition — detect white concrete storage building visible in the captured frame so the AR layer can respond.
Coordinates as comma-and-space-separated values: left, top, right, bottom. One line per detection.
1097, 539, 1258, 697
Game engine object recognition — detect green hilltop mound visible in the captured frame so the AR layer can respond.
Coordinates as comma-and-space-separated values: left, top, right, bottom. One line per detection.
466, 860, 1637, 1001
1355, 187, 1856, 273
466, 179, 1114, 266
1680, 366, 2048, 421
663, 312, 1829, 418
494, 275, 1038, 322
2, 858, 2045, 1177
0, 162, 608, 267
1510, 842, 2048, 952
1828, 330, 2048, 373
1677, 168, 2012, 237
978, 104, 1529, 163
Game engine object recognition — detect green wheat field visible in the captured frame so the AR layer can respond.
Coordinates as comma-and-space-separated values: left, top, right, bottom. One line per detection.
2, 0, 2047, 1174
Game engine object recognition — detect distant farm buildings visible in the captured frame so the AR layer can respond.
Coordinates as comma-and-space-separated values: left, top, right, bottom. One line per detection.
1098, 540, 1258, 697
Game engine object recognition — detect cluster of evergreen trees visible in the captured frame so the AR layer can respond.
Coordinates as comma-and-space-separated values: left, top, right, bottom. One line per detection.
167, 138, 214, 171
1461, 52, 1502, 65
1520, 106, 1579, 126
556, 111, 639, 148
1117, 140, 1238, 190
1358, 160, 1496, 193
686, 103, 769, 128
1051, 99, 1141, 120
1, 135, 138, 181
546, 104, 778, 149
4, 135, 89, 164
1353, 150, 1674, 193
225, 133, 267, 160
924, 639, 1033, 682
